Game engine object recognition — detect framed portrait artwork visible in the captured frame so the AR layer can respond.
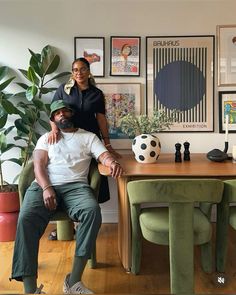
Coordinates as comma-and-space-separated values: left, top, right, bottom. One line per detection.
74, 37, 105, 77
219, 91, 236, 133
146, 35, 215, 132
96, 83, 141, 149
217, 25, 236, 86
110, 36, 141, 76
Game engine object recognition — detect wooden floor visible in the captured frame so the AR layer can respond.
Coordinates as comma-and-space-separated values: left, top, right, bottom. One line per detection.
1, 223, 236, 294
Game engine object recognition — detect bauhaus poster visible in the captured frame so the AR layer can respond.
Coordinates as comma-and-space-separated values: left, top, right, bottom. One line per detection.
146, 35, 214, 132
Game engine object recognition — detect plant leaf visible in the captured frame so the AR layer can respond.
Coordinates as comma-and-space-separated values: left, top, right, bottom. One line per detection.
27, 66, 40, 86
0, 66, 8, 81
44, 55, 60, 75
0, 114, 7, 129
14, 118, 30, 135
38, 118, 50, 131
26, 85, 38, 101
44, 71, 71, 84
41, 45, 55, 72
18, 69, 28, 79
16, 82, 29, 90
0, 133, 7, 151
1, 158, 22, 166
28, 48, 43, 77
40, 87, 57, 94
0, 77, 15, 91
1, 99, 19, 115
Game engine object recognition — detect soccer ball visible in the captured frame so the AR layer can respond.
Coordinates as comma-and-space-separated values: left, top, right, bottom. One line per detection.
132, 134, 161, 163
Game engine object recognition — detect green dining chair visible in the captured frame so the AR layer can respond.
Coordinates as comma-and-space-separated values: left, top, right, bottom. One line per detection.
216, 179, 236, 273
127, 179, 224, 294
18, 159, 101, 268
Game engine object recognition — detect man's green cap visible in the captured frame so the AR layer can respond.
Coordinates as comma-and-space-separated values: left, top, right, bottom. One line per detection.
50, 100, 73, 120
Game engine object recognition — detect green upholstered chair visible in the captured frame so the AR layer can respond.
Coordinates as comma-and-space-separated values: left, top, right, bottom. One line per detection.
216, 179, 236, 273
127, 179, 224, 294
18, 160, 101, 268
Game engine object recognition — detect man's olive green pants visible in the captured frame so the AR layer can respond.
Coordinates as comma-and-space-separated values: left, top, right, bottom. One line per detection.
11, 181, 101, 281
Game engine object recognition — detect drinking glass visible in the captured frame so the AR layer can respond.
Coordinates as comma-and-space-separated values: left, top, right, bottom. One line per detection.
232, 145, 236, 163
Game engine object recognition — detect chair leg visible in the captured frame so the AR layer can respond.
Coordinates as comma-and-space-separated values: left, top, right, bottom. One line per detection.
57, 220, 74, 240
200, 241, 212, 273
169, 203, 194, 294
216, 198, 229, 273
87, 243, 97, 269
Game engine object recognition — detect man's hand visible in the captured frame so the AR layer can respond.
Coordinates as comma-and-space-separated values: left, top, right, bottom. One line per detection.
99, 151, 124, 178
110, 160, 123, 178
43, 187, 57, 210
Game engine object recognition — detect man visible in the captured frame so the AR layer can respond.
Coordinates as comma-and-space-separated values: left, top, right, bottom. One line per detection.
11, 100, 123, 294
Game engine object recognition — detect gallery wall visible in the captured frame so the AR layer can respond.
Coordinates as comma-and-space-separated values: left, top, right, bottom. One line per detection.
1, 0, 236, 222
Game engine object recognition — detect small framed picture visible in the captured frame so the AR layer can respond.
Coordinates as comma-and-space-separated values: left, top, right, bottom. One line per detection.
217, 25, 236, 86
219, 91, 236, 133
96, 83, 141, 148
110, 36, 141, 76
74, 37, 105, 77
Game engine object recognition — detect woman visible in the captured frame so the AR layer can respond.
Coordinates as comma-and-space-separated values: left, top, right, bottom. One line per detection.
48, 57, 120, 239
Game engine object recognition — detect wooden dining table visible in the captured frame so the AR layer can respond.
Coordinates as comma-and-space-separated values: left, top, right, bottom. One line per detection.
98, 153, 236, 271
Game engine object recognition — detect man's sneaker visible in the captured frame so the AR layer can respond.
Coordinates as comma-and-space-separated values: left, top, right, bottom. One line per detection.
34, 284, 45, 294
63, 273, 94, 294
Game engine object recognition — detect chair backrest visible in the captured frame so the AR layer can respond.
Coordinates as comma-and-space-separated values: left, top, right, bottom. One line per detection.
18, 161, 34, 206
18, 160, 101, 206
223, 179, 236, 202
127, 178, 224, 294
127, 179, 224, 205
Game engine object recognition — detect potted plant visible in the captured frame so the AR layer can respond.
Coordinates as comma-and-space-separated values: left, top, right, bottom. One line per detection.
119, 110, 179, 163
13, 45, 71, 168
0, 66, 22, 241
0, 65, 22, 193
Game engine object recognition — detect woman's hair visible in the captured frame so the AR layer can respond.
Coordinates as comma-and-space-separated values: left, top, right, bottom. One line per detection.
72, 57, 96, 86
72, 57, 90, 70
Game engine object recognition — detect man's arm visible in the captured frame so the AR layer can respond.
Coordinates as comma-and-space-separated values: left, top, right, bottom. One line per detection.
98, 151, 123, 178
33, 149, 57, 211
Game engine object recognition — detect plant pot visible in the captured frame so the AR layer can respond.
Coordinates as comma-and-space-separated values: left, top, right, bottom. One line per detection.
0, 191, 20, 242
0, 211, 19, 242
132, 134, 161, 163
0, 191, 20, 213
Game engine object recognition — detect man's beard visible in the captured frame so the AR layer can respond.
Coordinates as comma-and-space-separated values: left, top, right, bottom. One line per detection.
55, 117, 74, 129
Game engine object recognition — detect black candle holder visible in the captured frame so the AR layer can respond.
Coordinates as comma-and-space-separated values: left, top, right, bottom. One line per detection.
206, 141, 228, 162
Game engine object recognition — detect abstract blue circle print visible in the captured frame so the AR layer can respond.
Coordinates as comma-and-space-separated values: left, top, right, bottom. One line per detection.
154, 60, 206, 111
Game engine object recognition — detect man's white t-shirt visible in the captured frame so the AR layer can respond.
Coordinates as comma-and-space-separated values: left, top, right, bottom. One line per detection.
34, 129, 107, 185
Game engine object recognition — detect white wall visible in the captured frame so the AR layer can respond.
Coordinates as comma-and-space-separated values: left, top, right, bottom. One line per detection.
1, 0, 236, 222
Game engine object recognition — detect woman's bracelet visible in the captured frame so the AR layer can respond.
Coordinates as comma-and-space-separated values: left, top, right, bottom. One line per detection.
105, 143, 112, 148
42, 184, 52, 191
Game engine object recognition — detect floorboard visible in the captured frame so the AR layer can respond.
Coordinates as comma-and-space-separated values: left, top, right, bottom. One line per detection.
0, 223, 235, 294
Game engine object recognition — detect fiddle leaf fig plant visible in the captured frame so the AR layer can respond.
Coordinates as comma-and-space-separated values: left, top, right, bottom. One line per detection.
119, 109, 180, 138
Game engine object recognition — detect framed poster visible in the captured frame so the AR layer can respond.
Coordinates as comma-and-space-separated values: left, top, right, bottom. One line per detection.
74, 37, 105, 77
96, 83, 141, 149
219, 91, 236, 133
217, 25, 236, 86
110, 36, 141, 76
146, 35, 215, 132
